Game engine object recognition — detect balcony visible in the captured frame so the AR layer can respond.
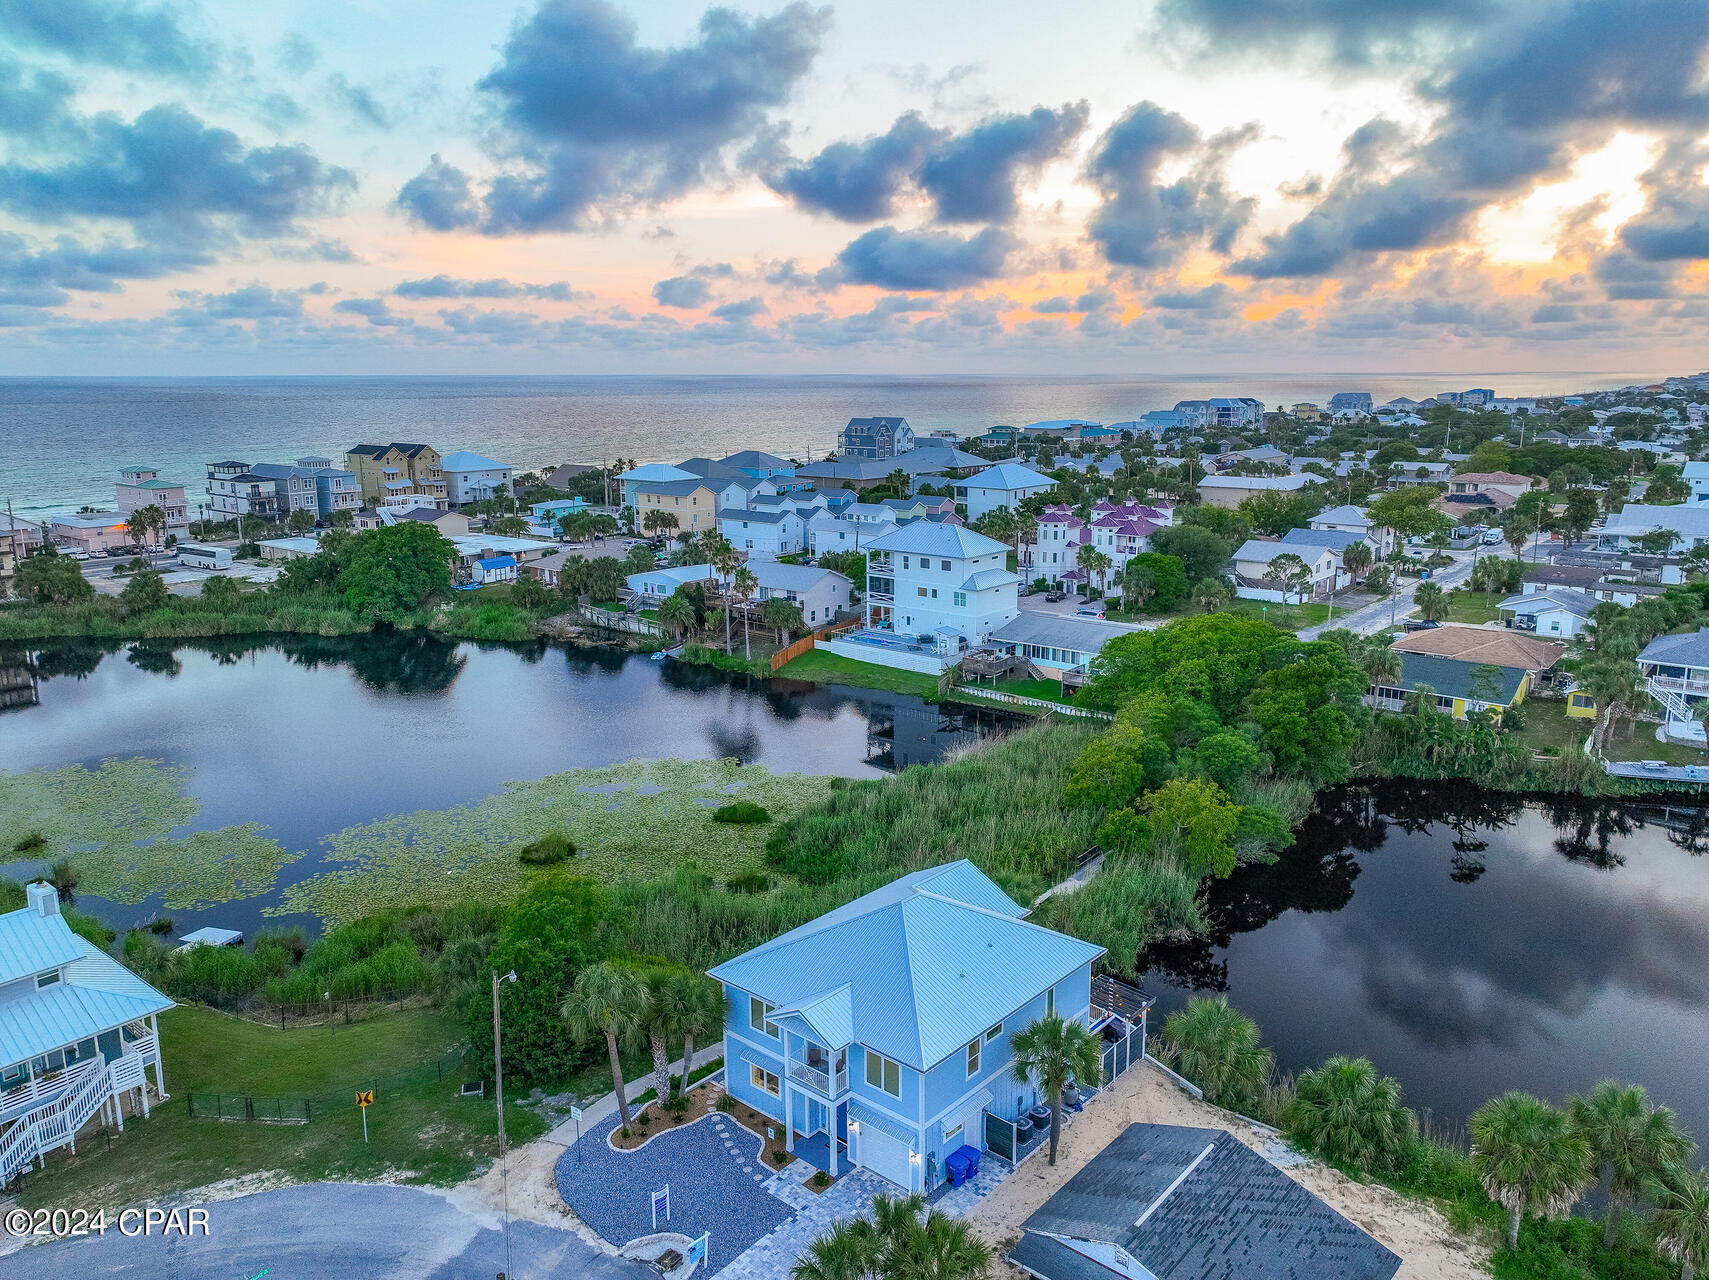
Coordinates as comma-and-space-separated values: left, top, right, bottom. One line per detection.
787, 1049, 848, 1097
868, 553, 893, 572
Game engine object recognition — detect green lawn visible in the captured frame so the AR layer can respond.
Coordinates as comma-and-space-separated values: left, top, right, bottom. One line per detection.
773, 647, 942, 698
1441, 589, 1504, 625
1224, 598, 1334, 629
994, 677, 1077, 705
18, 1006, 545, 1211
1506, 699, 1590, 757
1603, 718, 1709, 767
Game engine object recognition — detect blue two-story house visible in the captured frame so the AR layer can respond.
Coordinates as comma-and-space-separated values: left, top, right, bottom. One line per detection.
708, 861, 1105, 1193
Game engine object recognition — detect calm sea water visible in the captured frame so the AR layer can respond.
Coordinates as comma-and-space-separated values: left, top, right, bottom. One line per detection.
0, 372, 1644, 519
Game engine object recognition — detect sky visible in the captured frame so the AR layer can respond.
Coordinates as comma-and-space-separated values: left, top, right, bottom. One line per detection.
1, 0, 1707, 377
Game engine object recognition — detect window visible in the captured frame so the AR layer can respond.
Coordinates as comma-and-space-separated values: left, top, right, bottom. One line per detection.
917, 586, 928, 597
953, 592, 966, 607
36, 970, 61, 989
749, 996, 779, 1037
865, 1049, 901, 1096
966, 1039, 981, 1077
941, 559, 951, 570
944, 1122, 963, 1146
1046, 987, 1055, 1017
930, 588, 938, 599
902, 556, 911, 569
984, 1022, 1004, 1043
750, 1064, 781, 1096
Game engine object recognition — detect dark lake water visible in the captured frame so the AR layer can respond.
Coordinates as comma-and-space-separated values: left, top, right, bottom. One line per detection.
0, 635, 1010, 935
1141, 781, 1709, 1146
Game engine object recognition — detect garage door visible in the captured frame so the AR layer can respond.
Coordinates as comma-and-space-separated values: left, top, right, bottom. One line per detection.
856, 1125, 914, 1191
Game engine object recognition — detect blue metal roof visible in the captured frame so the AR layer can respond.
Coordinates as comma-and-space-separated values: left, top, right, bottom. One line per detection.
774, 985, 853, 1048
0, 905, 84, 985
709, 861, 1104, 1070
0, 935, 172, 1067
964, 463, 1054, 491
849, 1099, 917, 1147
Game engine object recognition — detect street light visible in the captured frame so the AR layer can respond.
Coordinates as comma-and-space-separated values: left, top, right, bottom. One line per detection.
492, 968, 518, 1280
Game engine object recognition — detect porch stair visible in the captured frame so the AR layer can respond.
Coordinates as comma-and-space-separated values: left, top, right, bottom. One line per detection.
1648, 677, 1695, 723
0, 1054, 126, 1186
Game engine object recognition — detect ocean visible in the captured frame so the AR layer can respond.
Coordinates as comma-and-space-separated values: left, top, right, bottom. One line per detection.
0, 371, 1647, 519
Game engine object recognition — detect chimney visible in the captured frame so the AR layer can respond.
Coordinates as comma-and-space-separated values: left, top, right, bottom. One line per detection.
26, 881, 59, 917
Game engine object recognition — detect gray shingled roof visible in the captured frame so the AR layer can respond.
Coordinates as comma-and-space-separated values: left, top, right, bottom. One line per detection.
1639, 627, 1709, 668
1017, 1124, 1400, 1280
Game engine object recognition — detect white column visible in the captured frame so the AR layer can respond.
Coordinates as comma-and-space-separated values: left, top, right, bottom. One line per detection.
830, 1104, 840, 1176
782, 1028, 794, 1152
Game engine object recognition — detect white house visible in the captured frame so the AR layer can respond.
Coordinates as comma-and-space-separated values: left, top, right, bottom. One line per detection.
471, 554, 518, 585
985, 613, 1142, 679
626, 563, 717, 601
955, 463, 1055, 523
1230, 539, 1339, 601
1498, 589, 1594, 638
0, 883, 173, 1186
1024, 507, 1087, 584
438, 452, 514, 508
720, 507, 807, 560
1197, 473, 1316, 510
738, 562, 852, 628
1601, 503, 1709, 552
1684, 461, 1709, 504
864, 523, 1019, 647
1310, 504, 1395, 558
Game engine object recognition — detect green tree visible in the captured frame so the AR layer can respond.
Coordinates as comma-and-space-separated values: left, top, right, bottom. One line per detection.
657, 589, 698, 640
642, 509, 678, 539
1366, 488, 1452, 542
1157, 996, 1273, 1113
1065, 718, 1170, 810
1341, 540, 1373, 582
1261, 552, 1312, 605
1151, 524, 1234, 582
761, 596, 806, 643
1237, 488, 1323, 536
1569, 1080, 1694, 1250
1193, 576, 1233, 612
328, 509, 354, 529
491, 515, 528, 537
1178, 505, 1249, 543
119, 568, 169, 612
630, 962, 689, 1107
792, 1195, 987, 1280
561, 961, 648, 1130
584, 557, 625, 602
625, 542, 656, 575
1244, 646, 1369, 783
1142, 778, 1241, 877
1413, 579, 1447, 622
1125, 552, 1188, 612
1559, 489, 1600, 543
732, 565, 759, 659
287, 508, 316, 534
1283, 1056, 1416, 1173
1076, 543, 1112, 596
1183, 731, 1264, 793
199, 574, 243, 608
14, 547, 95, 604
1010, 1013, 1104, 1165
1651, 1166, 1709, 1280
338, 523, 456, 623
1469, 1091, 1593, 1251
709, 540, 743, 652
661, 973, 724, 1098
561, 511, 597, 543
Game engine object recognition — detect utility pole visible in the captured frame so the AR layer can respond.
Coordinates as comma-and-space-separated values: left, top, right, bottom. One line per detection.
492, 969, 517, 1280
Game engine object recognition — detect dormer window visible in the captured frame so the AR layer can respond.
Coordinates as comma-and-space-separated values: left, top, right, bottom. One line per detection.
36, 969, 61, 988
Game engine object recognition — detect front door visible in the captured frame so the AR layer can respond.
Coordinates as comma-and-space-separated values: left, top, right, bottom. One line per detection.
836, 1101, 848, 1144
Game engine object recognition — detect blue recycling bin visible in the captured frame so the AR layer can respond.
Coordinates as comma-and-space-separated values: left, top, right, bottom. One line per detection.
944, 1144, 981, 1187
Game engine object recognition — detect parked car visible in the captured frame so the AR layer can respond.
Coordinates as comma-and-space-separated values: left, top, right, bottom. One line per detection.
1076, 607, 1105, 619
1045, 590, 1067, 602
1482, 528, 1504, 545
1402, 619, 1440, 632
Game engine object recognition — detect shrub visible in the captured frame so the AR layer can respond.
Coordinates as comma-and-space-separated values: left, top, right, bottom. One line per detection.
812, 1170, 829, 1188
712, 801, 772, 824
771, 1149, 789, 1165
518, 832, 576, 865
148, 917, 174, 935
1283, 1056, 1416, 1173
725, 870, 771, 894
49, 859, 79, 896
717, 1094, 736, 1113
12, 831, 46, 854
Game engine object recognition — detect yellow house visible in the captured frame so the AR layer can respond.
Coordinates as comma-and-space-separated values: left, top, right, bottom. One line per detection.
634, 479, 719, 534
1566, 690, 1597, 718
1367, 652, 1530, 720
345, 443, 447, 506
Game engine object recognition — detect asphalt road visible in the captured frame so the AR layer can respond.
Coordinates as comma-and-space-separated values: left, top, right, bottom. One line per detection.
1298, 542, 1524, 640
5, 1182, 650, 1280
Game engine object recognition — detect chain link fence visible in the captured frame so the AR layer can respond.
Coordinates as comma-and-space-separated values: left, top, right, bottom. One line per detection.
186, 1046, 467, 1124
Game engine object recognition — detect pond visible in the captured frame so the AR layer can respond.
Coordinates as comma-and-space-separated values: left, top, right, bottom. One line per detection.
0, 635, 1015, 937
1140, 781, 1709, 1146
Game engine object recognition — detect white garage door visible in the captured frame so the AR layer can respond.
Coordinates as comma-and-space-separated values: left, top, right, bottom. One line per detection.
856, 1125, 914, 1191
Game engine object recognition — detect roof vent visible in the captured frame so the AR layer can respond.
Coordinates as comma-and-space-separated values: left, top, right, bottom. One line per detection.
26, 880, 59, 917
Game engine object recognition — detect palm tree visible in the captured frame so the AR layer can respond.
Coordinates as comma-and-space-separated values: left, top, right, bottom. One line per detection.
1156, 996, 1273, 1113
638, 971, 682, 1109
657, 591, 696, 641
1283, 1056, 1416, 1173
1469, 1091, 1593, 1251
732, 566, 759, 659
1194, 576, 1232, 613
889, 1209, 993, 1280
1342, 540, 1373, 583
1414, 579, 1447, 622
1360, 638, 1402, 691
668, 974, 725, 1098
709, 541, 743, 652
1010, 1013, 1104, 1166
791, 1217, 882, 1280
1569, 1080, 1694, 1249
1651, 1165, 1709, 1280
561, 961, 648, 1130
791, 1195, 989, 1280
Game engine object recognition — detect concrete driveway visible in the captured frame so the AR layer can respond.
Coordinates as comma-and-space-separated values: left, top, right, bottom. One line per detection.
4, 1182, 648, 1280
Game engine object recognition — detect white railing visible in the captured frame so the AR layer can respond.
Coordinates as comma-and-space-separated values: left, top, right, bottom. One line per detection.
0, 1112, 37, 1186
786, 1059, 848, 1097
0, 1056, 110, 1184
1648, 677, 1695, 722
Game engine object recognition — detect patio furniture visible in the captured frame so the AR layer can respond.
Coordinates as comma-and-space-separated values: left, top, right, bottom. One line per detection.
944, 1144, 982, 1187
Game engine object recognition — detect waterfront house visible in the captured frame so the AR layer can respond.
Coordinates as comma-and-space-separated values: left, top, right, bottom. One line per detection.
247, 459, 360, 521
1010, 1123, 1400, 1280
205, 461, 285, 522
49, 512, 134, 555
956, 463, 1056, 523
1366, 652, 1529, 720
984, 613, 1141, 681
1637, 628, 1709, 728
709, 861, 1107, 1191
861, 522, 1019, 653
625, 563, 717, 602
345, 444, 447, 508
0, 883, 173, 1186
738, 562, 852, 628
472, 554, 518, 585
115, 467, 189, 538
438, 452, 514, 508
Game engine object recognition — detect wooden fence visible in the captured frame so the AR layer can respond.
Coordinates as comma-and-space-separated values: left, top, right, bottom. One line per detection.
768, 616, 863, 672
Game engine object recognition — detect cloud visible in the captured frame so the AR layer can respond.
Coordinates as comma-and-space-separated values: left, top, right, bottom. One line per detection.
918, 102, 1088, 223
173, 284, 304, 321
1151, 282, 1233, 310
710, 296, 768, 321
394, 154, 480, 230
328, 74, 388, 129
275, 33, 318, 76
0, 57, 79, 142
1592, 249, 1681, 300
334, 297, 413, 327
402, 0, 830, 234
764, 112, 943, 222
1618, 143, 1709, 262
1085, 102, 1255, 270
1032, 287, 1116, 313
0, 233, 208, 304
652, 274, 715, 308
393, 274, 588, 301
0, 0, 216, 79
0, 103, 354, 248
1157, 0, 1487, 65
822, 225, 1017, 291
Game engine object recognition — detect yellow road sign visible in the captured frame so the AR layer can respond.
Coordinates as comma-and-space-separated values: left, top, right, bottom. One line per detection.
355, 1090, 374, 1107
